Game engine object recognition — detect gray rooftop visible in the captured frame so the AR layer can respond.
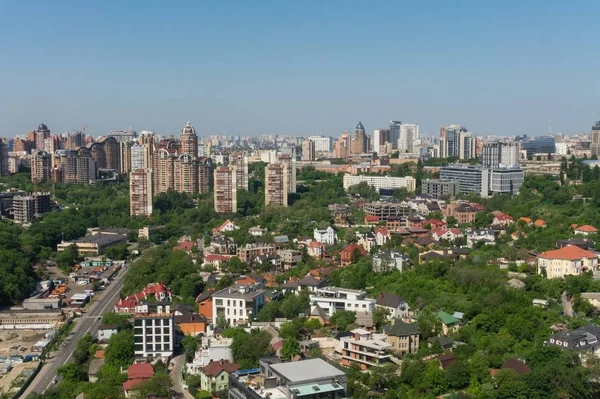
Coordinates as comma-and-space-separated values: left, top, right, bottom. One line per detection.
270, 358, 344, 383
213, 285, 265, 300
70, 234, 127, 246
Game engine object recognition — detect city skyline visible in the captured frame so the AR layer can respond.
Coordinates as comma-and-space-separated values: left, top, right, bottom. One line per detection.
1, 1, 599, 137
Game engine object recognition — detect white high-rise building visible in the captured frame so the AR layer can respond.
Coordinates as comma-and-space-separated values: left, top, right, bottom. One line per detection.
308, 136, 332, 153
398, 124, 419, 153
131, 144, 146, 171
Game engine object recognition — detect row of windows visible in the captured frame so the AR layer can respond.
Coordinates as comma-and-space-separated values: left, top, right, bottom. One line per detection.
134, 343, 171, 351
135, 327, 171, 335
134, 318, 171, 327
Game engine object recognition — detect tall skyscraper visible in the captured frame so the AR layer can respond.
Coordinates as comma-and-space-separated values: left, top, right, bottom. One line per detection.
308, 136, 332, 153
389, 121, 401, 150
66, 131, 85, 150
180, 121, 198, 157
438, 125, 474, 159
130, 169, 153, 217
119, 142, 132, 174
301, 139, 315, 161
351, 121, 367, 154
591, 121, 600, 157
277, 153, 296, 193
35, 124, 50, 151
31, 150, 51, 183
214, 166, 237, 214
0, 139, 8, 177
265, 163, 288, 207
198, 157, 213, 194
131, 144, 146, 171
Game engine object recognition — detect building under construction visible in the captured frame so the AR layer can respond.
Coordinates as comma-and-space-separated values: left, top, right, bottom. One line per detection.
13, 192, 51, 224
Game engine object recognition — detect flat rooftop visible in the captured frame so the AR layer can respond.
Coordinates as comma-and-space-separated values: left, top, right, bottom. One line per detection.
270, 358, 345, 383
69, 233, 127, 246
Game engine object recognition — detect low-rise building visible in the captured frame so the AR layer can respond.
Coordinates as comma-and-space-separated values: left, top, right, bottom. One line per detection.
57, 233, 127, 255
340, 328, 392, 370
133, 302, 174, 360
314, 226, 337, 245
229, 358, 348, 399
372, 250, 410, 273
97, 325, 118, 342
383, 319, 420, 355
340, 243, 367, 267
212, 284, 266, 326
310, 287, 376, 317
575, 225, 598, 236
545, 325, 600, 357
200, 359, 240, 394
277, 249, 302, 270
537, 245, 598, 279
437, 311, 461, 335
421, 179, 458, 199
236, 244, 277, 264
375, 292, 408, 318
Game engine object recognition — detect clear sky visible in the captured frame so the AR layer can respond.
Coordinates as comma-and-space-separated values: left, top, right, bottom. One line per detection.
1, 0, 598, 138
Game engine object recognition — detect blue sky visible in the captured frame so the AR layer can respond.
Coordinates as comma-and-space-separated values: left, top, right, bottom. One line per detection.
0, 0, 598, 137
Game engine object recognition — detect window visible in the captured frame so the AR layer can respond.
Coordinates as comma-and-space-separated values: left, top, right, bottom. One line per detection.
239, 300, 243, 307
163, 319, 170, 326
147, 336, 153, 343
227, 300, 230, 306
215, 299, 223, 306
164, 327, 170, 334
155, 327, 161, 334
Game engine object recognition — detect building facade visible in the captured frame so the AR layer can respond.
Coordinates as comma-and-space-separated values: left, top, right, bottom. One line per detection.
265, 163, 288, 207
130, 169, 153, 217
343, 175, 416, 192
214, 166, 237, 214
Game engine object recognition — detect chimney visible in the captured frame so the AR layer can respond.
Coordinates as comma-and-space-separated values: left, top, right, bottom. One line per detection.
379, 292, 384, 302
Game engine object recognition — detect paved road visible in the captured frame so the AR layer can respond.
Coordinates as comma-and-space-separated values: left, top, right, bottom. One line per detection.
22, 266, 128, 397
170, 354, 194, 399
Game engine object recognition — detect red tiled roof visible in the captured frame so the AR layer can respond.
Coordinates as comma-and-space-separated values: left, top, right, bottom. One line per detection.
533, 219, 546, 227
576, 225, 598, 233
115, 299, 136, 309
212, 219, 235, 233
518, 217, 532, 224
123, 378, 145, 391
128, 363, 154, 380
174, 241, 195, 251
202, 360, 240, 377
342, 243, 367, 255
538, 245, 597, 261
495, 213, 513, 221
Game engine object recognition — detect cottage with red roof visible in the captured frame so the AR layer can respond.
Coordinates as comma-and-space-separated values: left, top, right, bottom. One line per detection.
174, 241, 195, 253
306, 240, 326, 259
212, 219, 239, 234
203, 254, 230, 270
575, 225, 598, 236
537, 245, 598, 279
492, 212, 513, 226
115, 283, 172, 313
534, 219, 546, 228
123, 363, 154, 397
430, 228, 463, 242
341, 243, 368, 267
374, 227, 390, 246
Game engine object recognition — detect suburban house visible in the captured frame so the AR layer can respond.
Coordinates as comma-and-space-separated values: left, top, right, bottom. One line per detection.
492, 211, 513, 226
96, 325, 118, 342
545, 325, 600, 357
175, 309, 207, 336
375, 292, 409, 318
306, 240, 326, 258
537, 245, 598, 279
340, 243, 368, 267
437, 311, 461, 335
534, 219, 547, 228
340, 328, 392, 370
465, 228, 496, 248
383, 319, 420, 355
430, 228, 463, 242
249, 226, 265, 236
277, 249, 303, 269
209, 236, 238, 255
372, 250, 410, 273
196, 289, 215, 322
203, 254, 230, 271
313, 226, 338, 245
310, 287, 376, 317
575, 225, 598, 236
212, 219, 239, 234
200, 359, 240, 394
123, 363, 154, 397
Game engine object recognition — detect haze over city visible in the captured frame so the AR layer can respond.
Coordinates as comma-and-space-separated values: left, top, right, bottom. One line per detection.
1, 1, 599, 137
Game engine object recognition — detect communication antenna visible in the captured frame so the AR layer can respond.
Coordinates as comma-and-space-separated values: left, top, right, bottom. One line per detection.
548, 108, 552, 135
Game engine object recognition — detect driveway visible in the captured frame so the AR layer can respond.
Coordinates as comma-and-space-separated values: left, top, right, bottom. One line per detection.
170, 354, 194, 399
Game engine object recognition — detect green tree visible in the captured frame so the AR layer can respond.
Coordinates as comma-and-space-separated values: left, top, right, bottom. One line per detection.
372, 306, 390, 330
104, 329, 134, 368
281, 338, 300, 360
329, 310, 355, 332
182, 335, 201, 363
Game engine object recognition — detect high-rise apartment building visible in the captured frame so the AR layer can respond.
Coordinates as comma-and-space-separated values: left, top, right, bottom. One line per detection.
438, 125, 474, 159
301, 139, 315, 161
398, 124, 419, 153
66, 131, 85, 150
174, 154, 199, 195
130, 144, 146, 172
277, 153, 296, 193
13, 138, 31, 154
265, 163, 289, 207
107, 129, 137, 143
591, 121, 600, 158
153, 149, 175, 194
13, 192, 51, 224
35, 124, 50, 151
351, 121, 367, 154
0, 139, 9, 177
308, 136, 332, 153
481, 142, 520, 169
198, 157, 213, 194
334, 132, 351, 158
180, 121, 198, 157
389, 121, 401, 150
31, 150, 51, 183
214, 166, 237, 214
373, 128, 390, 154
232, 154, 248, 191
119, 142, 132, 174
130, 169, 153, 217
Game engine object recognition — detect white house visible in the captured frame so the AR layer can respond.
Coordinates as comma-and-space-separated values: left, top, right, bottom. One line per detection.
212, 220, 239, 234
212, 284, 266, 326
372, 250, 410, 273
374, 292, 409, 319
314, 226, 338, 245
430, 228, 463, 242
309, 287, 376, 317
465, 229, 496, 248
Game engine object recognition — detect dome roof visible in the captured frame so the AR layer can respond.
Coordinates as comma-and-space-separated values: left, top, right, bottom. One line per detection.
37, 123, 48, 131
356, 121, 364, 131
181, 121, 196, 136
